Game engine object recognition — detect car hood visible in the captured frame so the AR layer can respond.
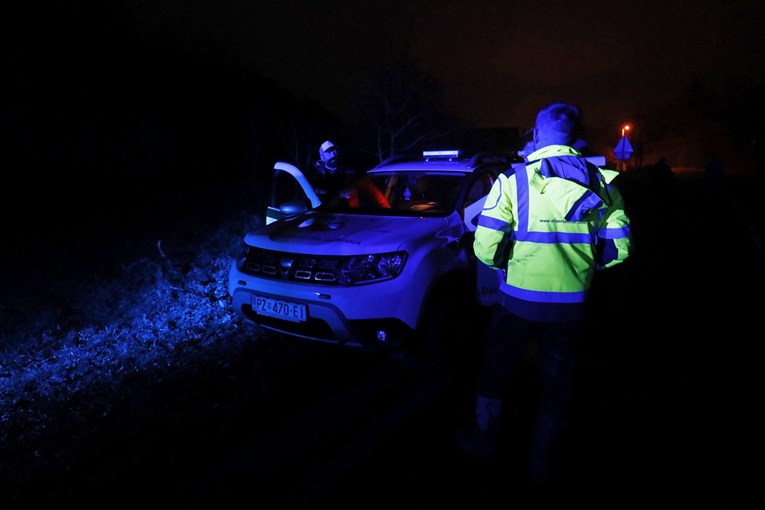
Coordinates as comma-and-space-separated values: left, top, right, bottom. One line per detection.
244, 212, 460, 255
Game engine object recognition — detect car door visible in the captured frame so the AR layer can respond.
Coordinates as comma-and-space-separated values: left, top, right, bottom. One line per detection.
266, 162, 322, 225
461, 167, 510, 306
462, 169, 497, 232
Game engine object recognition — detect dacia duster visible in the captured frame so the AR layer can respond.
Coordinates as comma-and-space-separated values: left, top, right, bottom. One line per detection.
228, 150, 523, 359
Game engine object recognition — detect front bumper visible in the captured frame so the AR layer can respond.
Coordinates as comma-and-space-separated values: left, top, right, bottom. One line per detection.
229, 270, 421, 349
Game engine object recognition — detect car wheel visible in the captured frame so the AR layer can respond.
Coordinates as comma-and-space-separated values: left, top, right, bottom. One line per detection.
412, 279, 478, 374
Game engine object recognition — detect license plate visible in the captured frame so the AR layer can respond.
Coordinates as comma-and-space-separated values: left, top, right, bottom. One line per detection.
252, 295, 307, 322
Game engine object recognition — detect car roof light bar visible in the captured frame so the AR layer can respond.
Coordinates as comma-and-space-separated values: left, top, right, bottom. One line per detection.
423, 149, 461, 161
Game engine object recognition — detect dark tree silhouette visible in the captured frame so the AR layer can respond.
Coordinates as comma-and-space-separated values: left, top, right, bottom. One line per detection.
349, 57, 462, 163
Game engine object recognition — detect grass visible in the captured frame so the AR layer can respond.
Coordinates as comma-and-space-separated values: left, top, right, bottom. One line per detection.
0, 177, 268, 499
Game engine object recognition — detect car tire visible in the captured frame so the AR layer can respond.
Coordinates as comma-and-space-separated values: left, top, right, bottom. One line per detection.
409, 277, 478, 374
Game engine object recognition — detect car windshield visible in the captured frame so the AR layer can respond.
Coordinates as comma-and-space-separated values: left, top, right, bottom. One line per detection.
319, 171, 468, 216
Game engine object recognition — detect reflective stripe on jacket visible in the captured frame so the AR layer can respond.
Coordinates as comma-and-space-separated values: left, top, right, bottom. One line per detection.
474, 145, 632, 321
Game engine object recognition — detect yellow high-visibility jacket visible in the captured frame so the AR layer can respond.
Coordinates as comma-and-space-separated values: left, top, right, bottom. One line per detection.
474, 145, 632, 321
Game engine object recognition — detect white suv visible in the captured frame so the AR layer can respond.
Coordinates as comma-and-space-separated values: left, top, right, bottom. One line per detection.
228, 150, 519, 357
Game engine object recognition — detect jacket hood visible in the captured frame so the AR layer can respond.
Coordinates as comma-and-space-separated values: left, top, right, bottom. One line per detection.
527, 146, 610, 221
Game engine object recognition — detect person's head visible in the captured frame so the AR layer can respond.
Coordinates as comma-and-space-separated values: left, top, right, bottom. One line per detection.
533, 102, 581, 149
319, 140, 338, 170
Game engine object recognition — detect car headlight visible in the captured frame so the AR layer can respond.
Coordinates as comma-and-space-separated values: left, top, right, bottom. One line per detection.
341, 252, 407, 284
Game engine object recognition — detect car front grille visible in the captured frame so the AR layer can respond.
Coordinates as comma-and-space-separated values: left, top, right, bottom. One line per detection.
241, 249, 342, 286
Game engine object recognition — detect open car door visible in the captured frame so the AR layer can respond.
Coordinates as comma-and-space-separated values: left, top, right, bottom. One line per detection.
266, 162, 322, 225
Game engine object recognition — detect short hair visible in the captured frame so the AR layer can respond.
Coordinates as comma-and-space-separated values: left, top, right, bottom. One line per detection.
535, 102, 581, 145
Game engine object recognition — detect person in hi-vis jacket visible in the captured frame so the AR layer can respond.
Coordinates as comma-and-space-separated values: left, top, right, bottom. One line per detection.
459, 102, 632, 488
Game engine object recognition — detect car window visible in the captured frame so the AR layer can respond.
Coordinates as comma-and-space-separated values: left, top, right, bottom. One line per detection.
271, 168, 310, 210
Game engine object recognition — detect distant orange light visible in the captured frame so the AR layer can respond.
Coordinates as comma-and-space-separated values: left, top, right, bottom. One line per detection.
621, 124, 631, 137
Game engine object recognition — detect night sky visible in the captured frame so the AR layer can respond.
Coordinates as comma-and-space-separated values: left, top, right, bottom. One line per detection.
4, 0, 764, 179
117, 0, 764, 129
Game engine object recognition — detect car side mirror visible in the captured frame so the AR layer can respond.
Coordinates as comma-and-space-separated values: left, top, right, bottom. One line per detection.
280, 199, 310, 217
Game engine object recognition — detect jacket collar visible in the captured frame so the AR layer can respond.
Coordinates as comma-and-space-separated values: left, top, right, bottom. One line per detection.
527, 144, 581, 162
527, 145, 599, 190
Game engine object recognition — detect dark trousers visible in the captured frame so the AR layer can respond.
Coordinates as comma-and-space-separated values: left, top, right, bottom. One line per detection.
476, 304, 584, 484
